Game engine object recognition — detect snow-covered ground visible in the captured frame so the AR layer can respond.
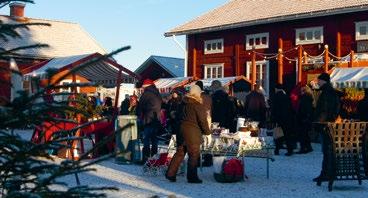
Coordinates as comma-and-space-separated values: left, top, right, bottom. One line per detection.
15, 130, 368, 198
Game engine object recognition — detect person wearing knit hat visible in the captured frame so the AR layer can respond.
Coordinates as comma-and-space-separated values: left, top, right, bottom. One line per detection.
142, 79, 154, 88
188, 84, 202, 101
313, 72, 341, 183
166, 84, 211, 184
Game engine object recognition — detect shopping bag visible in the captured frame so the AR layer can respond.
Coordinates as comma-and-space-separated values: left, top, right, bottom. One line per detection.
213, 157, 244, 183
273, 125, 284, 139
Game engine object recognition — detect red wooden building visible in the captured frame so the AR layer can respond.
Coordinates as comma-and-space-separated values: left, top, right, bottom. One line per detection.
165, 0, 368, 95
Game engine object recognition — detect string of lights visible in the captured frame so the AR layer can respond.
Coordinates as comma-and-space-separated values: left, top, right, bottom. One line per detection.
328, 51, 351, 60
250, 45, 355, 65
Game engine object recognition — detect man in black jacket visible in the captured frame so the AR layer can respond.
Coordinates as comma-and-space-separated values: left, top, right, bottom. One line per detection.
271, 83, 295, 156
137, 79, 162, 162
313, 73, 340, 182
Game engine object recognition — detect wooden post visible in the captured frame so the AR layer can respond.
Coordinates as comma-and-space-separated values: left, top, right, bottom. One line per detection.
297, 46, 303, 83
235, 44, 240, 76
349, 50, 354, 68
336, 32, 341, 58
277, 48, 283, 84
277, 38, 283, 84
114, 69, 122, 111
303, 52, 308, 64
72, 73, 77, 93
324, 45, 329, 73
251, 50, 256, 90
193, 48, 197, 78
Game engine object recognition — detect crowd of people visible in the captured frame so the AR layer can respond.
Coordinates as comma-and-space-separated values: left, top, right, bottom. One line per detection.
118, 73, 368, 184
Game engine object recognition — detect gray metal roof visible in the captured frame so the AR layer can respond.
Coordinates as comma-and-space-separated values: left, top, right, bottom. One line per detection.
135, 55, 184, 77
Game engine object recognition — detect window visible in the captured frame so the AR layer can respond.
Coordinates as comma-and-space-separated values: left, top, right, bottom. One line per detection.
246, 32, 269, 50
204, 39, 224, 54
295, 26, 323, 45
246, 61, 269, 96
356, 21, 368, 40
204, 64, 224, 79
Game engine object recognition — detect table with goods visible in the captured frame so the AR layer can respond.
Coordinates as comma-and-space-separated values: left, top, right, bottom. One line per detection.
201, 120, 275, 179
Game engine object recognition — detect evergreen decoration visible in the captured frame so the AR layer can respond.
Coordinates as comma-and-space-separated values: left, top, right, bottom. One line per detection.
0, 1, 132, 197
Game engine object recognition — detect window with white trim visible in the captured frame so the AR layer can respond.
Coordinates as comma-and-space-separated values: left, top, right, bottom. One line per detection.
204, 39, 224, 54
295, 26, 323, 45
356, 21, 368, 40
204, 64, 224, 79
246, 61, 270, 96
246, 32, 269, 50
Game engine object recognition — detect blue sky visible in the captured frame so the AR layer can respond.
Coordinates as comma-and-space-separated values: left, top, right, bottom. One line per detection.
0, 0, 228, 71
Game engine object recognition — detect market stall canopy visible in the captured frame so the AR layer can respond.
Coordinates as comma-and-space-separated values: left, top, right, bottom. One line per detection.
190, 76, 251, 92
154, 77, 195, 93
23, 53, 139, 87
330, 67, 368, 88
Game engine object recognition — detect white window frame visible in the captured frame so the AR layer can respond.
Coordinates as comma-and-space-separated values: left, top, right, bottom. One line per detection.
295, 26, 324, 45
204, 63, 224, 79
245, 32, 269, 50
246, 61, 270, 96
59, 79, 80, 93
356, 21, 368, 40
204, 39, 224, 54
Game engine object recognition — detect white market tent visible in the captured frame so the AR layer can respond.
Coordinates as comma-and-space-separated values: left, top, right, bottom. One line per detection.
23, 53, 139, 87
198, 76, 249, 89
154, 77, 194, 93
330, 67, 368, 88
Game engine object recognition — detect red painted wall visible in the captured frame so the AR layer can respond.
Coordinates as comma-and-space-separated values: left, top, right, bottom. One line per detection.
187, 11, 368, 90
0, 58, 45, 104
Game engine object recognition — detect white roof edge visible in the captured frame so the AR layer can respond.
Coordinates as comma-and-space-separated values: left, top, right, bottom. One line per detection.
165, 6, 368, 37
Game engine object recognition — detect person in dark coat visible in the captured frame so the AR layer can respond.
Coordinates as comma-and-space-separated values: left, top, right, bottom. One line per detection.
271, 83, 295, 156
211, 80, 236, 131
120, 94, 130, 115
296, 86, 314, 154
166, 85, 211, 183
313, 72, 341, 182
102, 97, 113, 117
245, 88, 267, 125
136, 79, 162, 162
128, 95, 138, 115
167, 91, 183, 135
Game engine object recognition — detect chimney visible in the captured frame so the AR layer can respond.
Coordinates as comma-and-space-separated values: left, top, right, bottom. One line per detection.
9, 2, 25, 18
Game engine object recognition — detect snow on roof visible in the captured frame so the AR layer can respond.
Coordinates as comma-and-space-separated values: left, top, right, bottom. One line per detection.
330, 67, 368, 88
197, 76, 250, 89
24, 53, 138, 86
27, 54, 91, 75
0, 16, 106, 59
154, 77, 192, 93
165, 0, 368, 36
